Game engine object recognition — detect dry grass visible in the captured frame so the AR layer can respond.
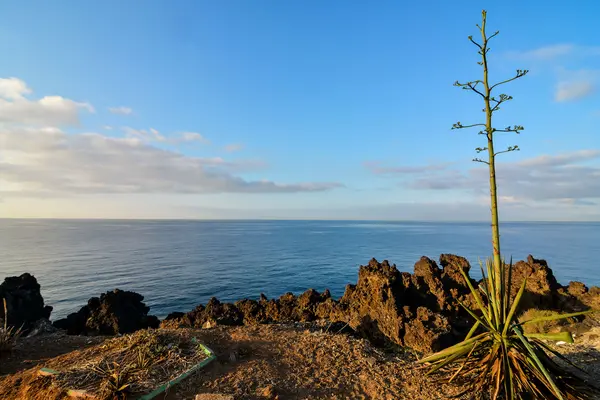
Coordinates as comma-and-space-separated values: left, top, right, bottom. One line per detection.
46, 329, 209, 399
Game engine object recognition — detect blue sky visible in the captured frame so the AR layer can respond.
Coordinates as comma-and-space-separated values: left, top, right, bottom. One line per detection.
0, 1, 598, 220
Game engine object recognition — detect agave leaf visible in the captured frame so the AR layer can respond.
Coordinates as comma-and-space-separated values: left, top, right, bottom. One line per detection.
486, 259, 500, 329
478, 258, 488, 294
505, 257, 513, 320
478, 259, 495, 323
524, 331, 574, 344
499, 258, 505, 324
519, 310, 593, 327
418, 332, 490, 363
514, 327, 565, 400
427, 344, 475, 375
492, 357, 503, 399
458, 266, 494, 327
500, 258, 506, 318
464, 320, 481, 341
449, 339, 482, 382
533, 339, 589, 375
457, 299, 493, 331
502, 273, 529, 335
505, 348, 515, 400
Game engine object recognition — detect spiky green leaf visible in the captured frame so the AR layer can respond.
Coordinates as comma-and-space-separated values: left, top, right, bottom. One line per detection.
523, 331, 574, 344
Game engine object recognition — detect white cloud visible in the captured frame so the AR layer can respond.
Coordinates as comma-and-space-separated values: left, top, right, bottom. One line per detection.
0, 96, 94, 126
517, 149, 600, 168
555, 80, 596, 102
108, 106, 133, 115
0, 77, 94, 127
123, 126, 166, 142
0, 127, 342, 196
516, 44, 574, 60
103, 125, 113, 130
224, 143, 244, 153
179, 132, 209, 144
0, 77, 341, 202
507, 44, 600, 60
398, 150, 600, 206
505, 45, 600, 103
122, 127, 209, 145
0, 77, 32, 100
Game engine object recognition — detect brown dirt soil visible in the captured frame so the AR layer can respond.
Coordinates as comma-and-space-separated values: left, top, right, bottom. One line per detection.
169, 323, 470, 400
0, 332, 106, 376
548, 326, 600, 378
2, 323, 600, 400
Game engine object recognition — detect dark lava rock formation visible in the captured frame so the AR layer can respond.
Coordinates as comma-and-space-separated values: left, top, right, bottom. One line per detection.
8, 253, 595, 353
161, 254, 600, 353
53, 289, 159, 335
0, 273, 52, 333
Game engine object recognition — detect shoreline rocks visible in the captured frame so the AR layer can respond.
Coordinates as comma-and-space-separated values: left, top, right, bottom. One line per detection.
3, 254, 599, 353
0, 273, 52, 333
160, 254, 600, 353
52, 289, 159, 335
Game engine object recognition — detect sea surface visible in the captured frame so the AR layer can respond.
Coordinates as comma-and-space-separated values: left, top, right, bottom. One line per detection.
1, 219, 598, 319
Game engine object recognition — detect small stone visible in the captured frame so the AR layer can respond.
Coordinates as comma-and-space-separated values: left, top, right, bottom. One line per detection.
202, 319, 217, 329
195, 394, 234, 400
257, 385, 278, 399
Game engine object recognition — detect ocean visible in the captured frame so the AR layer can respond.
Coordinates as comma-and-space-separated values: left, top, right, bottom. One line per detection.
1, 219, 598, 319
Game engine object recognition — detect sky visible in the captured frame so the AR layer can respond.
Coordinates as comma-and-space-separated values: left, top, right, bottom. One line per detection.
0, 1, 598, 221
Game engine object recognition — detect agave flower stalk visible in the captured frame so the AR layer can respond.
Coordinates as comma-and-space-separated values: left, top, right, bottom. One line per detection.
420, 10, 599, 399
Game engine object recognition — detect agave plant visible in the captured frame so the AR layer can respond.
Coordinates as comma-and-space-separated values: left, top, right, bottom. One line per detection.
418, 258, 598, 400
93, 360, 137, 400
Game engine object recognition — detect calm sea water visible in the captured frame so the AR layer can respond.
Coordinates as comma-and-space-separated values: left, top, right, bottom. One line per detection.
1, 219, 598, 319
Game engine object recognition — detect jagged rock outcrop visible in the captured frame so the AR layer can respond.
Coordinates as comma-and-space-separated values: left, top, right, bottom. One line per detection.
162, 256, 475, 352
161, 254, 600, 353
504, 254, 600, 314
6, 254, 598, 353
439, 254, 471, 292
559, 282, 600, 311
53, 289, 159, 335
0, 273, 52, 333
403, 307, 453, 352
335, 259, 408, 346
510, 255, 562, 310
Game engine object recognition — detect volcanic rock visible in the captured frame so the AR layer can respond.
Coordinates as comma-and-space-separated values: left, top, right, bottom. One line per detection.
53, 289, 159, 335
162, 254, 599, 353
510, 255, 562, 310
0, 273, 52, 333
403, 307, 453, 353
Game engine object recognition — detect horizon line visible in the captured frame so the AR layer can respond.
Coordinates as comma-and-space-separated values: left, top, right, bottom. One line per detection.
1, 217, 598, 223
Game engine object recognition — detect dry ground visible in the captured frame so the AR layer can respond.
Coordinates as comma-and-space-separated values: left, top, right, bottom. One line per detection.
2, 323, 600, 400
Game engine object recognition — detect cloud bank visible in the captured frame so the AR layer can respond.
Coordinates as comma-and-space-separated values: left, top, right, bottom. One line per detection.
0, 127, 341, 196
0, 77, 342, 200
366, 150, 600, 208
0, 77, 94, 126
